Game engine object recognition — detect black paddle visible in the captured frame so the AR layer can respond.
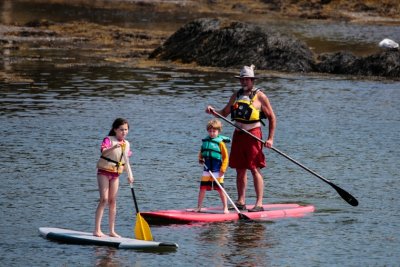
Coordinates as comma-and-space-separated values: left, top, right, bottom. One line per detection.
211, 110, 359, 207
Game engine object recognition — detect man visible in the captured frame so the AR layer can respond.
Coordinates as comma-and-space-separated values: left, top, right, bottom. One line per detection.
205, 65, 276, 212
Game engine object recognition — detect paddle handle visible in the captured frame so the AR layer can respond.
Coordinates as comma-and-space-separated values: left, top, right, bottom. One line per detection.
130, 183, 140, 213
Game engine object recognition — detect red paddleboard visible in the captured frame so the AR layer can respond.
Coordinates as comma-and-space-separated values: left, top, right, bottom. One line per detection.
141, 203, 315, 224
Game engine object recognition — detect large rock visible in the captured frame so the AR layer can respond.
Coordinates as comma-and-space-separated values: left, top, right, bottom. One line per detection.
315, 52, 358, 74
150, 17, 400, 78
150, 18, 314, 73
355, 51, 400, 77
316, 51, 400, 78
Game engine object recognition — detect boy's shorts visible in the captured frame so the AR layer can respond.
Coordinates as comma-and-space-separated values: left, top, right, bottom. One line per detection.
200, 171, 224, 191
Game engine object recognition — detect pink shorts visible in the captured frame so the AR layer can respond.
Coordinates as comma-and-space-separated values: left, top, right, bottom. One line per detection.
97, 169, 119, 180
229, 127, 266, 170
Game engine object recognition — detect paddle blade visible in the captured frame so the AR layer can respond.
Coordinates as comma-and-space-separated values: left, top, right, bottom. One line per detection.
331, 183, 359, 206
238, 213, 252, 221
134, 213, 153, 241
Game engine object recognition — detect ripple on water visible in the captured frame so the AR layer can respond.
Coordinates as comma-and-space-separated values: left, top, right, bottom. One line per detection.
1, 66, 400, 266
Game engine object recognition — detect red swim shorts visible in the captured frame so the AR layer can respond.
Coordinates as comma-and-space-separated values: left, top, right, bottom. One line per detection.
229, 127, 266, 170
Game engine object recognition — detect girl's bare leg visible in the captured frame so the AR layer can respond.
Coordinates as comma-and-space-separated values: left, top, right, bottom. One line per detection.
108, 177, 121, 238
93, 174, 109, 237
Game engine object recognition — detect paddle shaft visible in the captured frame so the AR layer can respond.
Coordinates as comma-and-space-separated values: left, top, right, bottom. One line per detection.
203, 164, 250, 220
130, 183, 140, 213
212, 111, 358, 207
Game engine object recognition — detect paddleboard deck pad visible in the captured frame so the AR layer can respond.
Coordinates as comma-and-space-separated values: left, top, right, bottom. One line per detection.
39, 227, 178, 249
141, 203, 315, 224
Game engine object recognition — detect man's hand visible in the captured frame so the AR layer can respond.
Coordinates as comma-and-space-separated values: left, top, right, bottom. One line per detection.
264, 139, 273, 148
205, 106, 215, 114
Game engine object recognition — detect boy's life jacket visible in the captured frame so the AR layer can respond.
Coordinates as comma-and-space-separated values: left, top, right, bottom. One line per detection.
230, 88, 266, 125
201, 135, 230, 172
96, 136, 128, 174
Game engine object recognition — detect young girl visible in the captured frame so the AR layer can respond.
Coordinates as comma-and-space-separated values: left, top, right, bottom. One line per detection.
93, 118, 134, 238
197, 119, 230, 214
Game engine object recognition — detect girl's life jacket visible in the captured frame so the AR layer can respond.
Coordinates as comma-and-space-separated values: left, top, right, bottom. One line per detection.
97, 136, 128, 174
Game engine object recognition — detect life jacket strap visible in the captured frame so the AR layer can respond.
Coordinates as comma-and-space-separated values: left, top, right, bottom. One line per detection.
100, 155, 125, 167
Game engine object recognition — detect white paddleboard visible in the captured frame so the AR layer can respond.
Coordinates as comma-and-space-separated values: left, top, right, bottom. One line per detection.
39, 227, 178, 249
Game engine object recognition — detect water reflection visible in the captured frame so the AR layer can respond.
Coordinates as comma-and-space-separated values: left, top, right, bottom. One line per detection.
0, 65, 232, 117
94, 247, 120, 267
198, 222, 230, 246
197, 221, 272, 266
228, 222, 271, 266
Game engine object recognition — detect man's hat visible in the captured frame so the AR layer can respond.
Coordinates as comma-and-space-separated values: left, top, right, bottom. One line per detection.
235, 64, 257, 79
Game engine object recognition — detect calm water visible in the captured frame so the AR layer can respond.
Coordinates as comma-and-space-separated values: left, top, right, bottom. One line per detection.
1, 64, 399, 266
1, 1, 400, 266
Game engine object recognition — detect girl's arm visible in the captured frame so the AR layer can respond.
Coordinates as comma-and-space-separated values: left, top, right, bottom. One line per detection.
100, 137, 121, 156
123, 141, 134, 183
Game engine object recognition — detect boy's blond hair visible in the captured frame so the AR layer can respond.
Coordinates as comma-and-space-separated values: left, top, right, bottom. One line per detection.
207, 118, 222, 131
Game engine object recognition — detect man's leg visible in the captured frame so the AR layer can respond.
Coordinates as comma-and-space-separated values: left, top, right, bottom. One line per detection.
251, 168, 264, 207
236, 168, 247, 205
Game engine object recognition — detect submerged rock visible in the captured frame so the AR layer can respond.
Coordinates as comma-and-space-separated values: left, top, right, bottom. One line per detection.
150, 18, 314, 73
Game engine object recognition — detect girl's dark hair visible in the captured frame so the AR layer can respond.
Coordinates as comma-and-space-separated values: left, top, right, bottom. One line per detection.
108, 118, 129, 136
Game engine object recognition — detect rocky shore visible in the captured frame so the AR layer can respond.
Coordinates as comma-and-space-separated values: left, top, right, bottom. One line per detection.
150, 18, 400, 78
1, 0, 400, 82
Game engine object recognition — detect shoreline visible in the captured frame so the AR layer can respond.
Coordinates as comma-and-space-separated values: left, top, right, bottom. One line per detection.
1, 0, 400, 82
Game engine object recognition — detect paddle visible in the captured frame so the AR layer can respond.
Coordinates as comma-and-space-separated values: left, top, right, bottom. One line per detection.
130, 183, 153, 241
211, 110, 359, 207
202, 163, 251, 220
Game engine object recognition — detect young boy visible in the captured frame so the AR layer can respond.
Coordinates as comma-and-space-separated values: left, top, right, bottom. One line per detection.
196, 119, 230, 214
